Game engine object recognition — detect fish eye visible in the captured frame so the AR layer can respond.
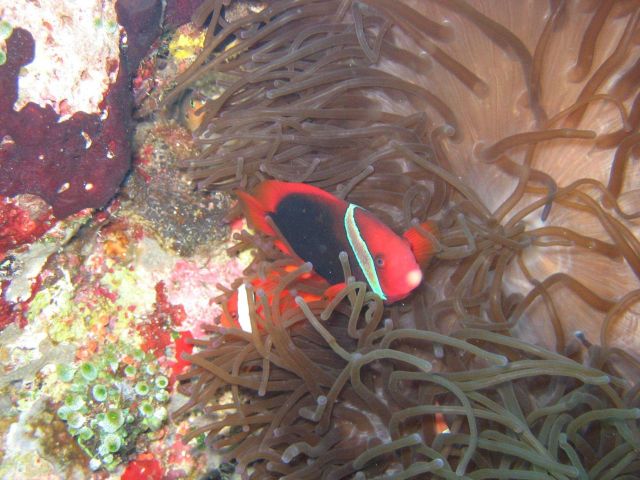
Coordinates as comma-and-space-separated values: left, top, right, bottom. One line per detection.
375, 255, 385, 267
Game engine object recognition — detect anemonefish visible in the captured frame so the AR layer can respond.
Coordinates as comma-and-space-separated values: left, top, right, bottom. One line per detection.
219, 263, 331, 333
236, 180, 436, 304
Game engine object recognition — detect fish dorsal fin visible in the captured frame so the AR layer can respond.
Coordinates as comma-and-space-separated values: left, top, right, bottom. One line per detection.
403, 221, 438, 267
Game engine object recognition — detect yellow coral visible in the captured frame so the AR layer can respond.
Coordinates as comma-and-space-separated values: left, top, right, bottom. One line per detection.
168, 30, 205, 61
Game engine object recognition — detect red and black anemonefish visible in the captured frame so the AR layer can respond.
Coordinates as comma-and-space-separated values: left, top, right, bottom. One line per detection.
235, 180, 436, 305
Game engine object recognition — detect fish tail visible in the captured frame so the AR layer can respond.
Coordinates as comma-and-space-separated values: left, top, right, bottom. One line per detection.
403, 221, 438, 267
235, 189, 277, 236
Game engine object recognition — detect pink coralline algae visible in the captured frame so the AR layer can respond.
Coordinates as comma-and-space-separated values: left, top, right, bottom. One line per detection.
0, 27, 132, 218
0, 196, 55, 257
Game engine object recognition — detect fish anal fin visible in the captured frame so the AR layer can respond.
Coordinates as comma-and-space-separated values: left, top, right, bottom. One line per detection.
403, 221, 438, 267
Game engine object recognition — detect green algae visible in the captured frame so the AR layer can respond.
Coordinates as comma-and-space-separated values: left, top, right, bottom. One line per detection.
0, 20, 12, 41
0, 20, 12, 67
27, 276, 74, 326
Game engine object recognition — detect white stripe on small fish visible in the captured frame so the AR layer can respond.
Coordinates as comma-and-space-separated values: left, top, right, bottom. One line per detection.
237, 283, 253, 333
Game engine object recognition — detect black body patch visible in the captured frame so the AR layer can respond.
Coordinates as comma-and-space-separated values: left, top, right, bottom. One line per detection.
270, 194, 349, 284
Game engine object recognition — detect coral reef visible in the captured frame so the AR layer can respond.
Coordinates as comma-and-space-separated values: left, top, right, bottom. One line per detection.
0, 1, 246, 477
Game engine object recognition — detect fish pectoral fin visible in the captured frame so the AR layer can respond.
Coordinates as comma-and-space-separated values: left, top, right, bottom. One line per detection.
274, 239, 296, 257
403, 221, 438, 267
235, 189, 277, 236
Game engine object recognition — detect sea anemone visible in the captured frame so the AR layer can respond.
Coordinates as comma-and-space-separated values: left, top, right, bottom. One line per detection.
175, 239, 639, 478
165, 0, 640, 477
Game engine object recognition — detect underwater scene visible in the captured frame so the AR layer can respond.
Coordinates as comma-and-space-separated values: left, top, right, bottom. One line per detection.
1, 0, 640, 478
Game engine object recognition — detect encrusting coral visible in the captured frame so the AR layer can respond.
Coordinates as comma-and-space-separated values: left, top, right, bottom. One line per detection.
164, 0, 640, 478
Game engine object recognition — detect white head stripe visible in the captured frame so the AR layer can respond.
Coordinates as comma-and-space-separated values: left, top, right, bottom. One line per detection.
237, 283, 253, 333
344, 204, 386, 300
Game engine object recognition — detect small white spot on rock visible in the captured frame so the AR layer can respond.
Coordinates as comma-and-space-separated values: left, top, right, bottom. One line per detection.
80, 130, 92, 149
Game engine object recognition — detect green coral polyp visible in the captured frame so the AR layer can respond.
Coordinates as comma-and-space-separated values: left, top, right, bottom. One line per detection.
139, 401, 154, 417
57, 405, 73, 420
135, 381, 150, 396
155, 390, 169, 403
92, 384, 108, 402
101, 433, 122, 454
64, 394, 85, 411
55, 344, 172, 471
56, 363, 76, 382
155, 375, 168, 389
78, 426, 94, 441
67, 411, 86, 429
100, 408, 125, 433
0, 20, 13, 41
79, 362, 98, 381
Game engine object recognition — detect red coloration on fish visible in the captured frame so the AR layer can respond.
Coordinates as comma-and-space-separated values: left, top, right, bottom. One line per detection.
403, 220, 438, 267
236, 181, 436, 303
219, 264, 335, 332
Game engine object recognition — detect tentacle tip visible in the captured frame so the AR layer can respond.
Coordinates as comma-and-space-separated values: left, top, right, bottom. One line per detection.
281, 446, 299, 464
